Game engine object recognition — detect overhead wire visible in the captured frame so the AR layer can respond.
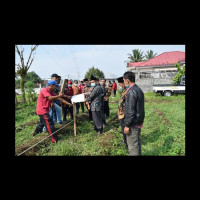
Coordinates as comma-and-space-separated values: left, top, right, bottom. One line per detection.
41, 45, 69, 75
49, 45, 69, 69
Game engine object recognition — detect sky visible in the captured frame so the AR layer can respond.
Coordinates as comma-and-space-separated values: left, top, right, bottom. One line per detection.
15, 45, 185, 80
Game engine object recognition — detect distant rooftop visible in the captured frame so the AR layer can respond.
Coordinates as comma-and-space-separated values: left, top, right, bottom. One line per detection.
127, 51, 185, 67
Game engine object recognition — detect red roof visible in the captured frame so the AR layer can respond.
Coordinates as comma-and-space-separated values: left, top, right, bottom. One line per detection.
128, 51, 185, 67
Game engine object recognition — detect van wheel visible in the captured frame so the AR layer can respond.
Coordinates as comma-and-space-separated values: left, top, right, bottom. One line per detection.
164, 91, 172, 96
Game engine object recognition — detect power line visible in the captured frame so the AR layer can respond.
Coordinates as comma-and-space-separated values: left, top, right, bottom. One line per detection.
68, 45, 80, 78
41, 46, 69, 75
49, 45, 69, 68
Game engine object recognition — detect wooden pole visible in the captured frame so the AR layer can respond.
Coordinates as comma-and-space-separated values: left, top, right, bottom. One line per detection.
60, 79, 67, 93
73, 102, 76, 136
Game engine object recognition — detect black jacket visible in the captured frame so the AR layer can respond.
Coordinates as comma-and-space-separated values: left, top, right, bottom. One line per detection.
86, 84, 103, 112
124, 84, 145, 128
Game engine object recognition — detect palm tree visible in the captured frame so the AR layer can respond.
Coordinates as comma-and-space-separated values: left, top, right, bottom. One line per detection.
124, 49, 145, 64
144, 50, 157, 60
15, 45, 38, 103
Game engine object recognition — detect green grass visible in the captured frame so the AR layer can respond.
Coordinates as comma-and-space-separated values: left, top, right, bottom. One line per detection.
15, 91, 185, 156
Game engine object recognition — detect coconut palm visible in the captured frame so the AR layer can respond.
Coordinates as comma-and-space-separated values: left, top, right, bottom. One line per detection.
124, 49, 145, 64
15, 45, 38, 103
144, 50, 157, 60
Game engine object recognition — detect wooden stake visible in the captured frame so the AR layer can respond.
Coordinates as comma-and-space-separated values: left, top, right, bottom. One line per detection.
73, 102, 76, 136
60, 79, 67, 93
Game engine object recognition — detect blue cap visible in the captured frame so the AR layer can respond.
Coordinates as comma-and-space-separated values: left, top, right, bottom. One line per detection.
48, 80, 59, 86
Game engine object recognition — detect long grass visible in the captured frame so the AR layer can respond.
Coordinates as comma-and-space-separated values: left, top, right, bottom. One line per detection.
15, 91, 185, 156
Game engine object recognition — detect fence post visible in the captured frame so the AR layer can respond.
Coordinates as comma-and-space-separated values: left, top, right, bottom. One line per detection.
73, 103, 77, 136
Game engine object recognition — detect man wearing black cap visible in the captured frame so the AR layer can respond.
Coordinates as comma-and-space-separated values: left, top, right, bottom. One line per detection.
86, 75, 103, 134
50, 73, 66, 125
117, 76, 129, 152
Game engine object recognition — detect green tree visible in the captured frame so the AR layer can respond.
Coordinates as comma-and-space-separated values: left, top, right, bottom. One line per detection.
172, 63, 185, 84
25, 71, 42, 85
85, 66, 105, 80
25, 81, 36, 104
124, 49, 145, 64
144, 50, 157, 60
15, 45, 39, 103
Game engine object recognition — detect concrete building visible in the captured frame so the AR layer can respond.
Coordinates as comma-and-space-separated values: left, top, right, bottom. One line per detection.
126, 51, 185, 93
127, 51, 185, 79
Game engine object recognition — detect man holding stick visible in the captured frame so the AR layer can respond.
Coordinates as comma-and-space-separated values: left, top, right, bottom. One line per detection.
33, 80, 73, 143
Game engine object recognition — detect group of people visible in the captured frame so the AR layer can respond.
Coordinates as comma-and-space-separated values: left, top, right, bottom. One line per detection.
33, 71, 145, 156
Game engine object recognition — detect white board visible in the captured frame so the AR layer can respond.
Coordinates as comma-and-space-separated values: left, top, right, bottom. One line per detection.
71, 93, 86, 103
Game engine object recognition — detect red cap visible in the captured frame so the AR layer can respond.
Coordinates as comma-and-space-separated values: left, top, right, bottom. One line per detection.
68, 80, 72, 84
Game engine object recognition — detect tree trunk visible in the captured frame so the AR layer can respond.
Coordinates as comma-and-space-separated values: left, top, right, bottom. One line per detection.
20, 76, 26, 103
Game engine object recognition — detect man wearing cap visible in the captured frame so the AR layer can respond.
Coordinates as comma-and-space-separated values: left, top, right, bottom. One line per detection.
82, 78, 92, 121
33, 80, 73, 143
117, 76, 129, 153
49, 73, 65, 125
86, 75, 103, 134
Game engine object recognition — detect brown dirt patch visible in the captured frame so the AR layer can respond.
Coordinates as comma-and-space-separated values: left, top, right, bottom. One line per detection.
15, 135, 50, 156
153, 107, 171, 126
98, 133, 115, 148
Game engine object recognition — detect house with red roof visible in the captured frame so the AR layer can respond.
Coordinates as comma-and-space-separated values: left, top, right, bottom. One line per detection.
127, 51, 185, 79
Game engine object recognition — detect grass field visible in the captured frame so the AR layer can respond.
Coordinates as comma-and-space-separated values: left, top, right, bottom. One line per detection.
15, 91, 185, 156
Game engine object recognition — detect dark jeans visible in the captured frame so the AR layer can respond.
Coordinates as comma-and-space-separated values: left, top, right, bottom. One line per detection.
104, 101, 110, 116
113, 90, 116, 97
126, 126, 141, 156
120, 118, 128, 150
34, 113, 58, 143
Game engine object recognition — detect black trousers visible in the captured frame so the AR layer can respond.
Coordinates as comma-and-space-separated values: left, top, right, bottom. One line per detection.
80, 102, 84, 113
76, 103, 80, 114
104, 101, 110, 117
120, 118, 128, 150
62, 104, 73, 121
85, 103, 92, 121
113, 90, 116, 96
34, 113, 58, 143
92, 111, 103, 131
101, 101, 106, 125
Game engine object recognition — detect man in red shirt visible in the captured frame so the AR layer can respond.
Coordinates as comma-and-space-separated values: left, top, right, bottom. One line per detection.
33, 80, 73, 143
78, 80, 85, 113
61, 79, 73, 121
68, 80, 74, 96
112, 80, 117, 97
